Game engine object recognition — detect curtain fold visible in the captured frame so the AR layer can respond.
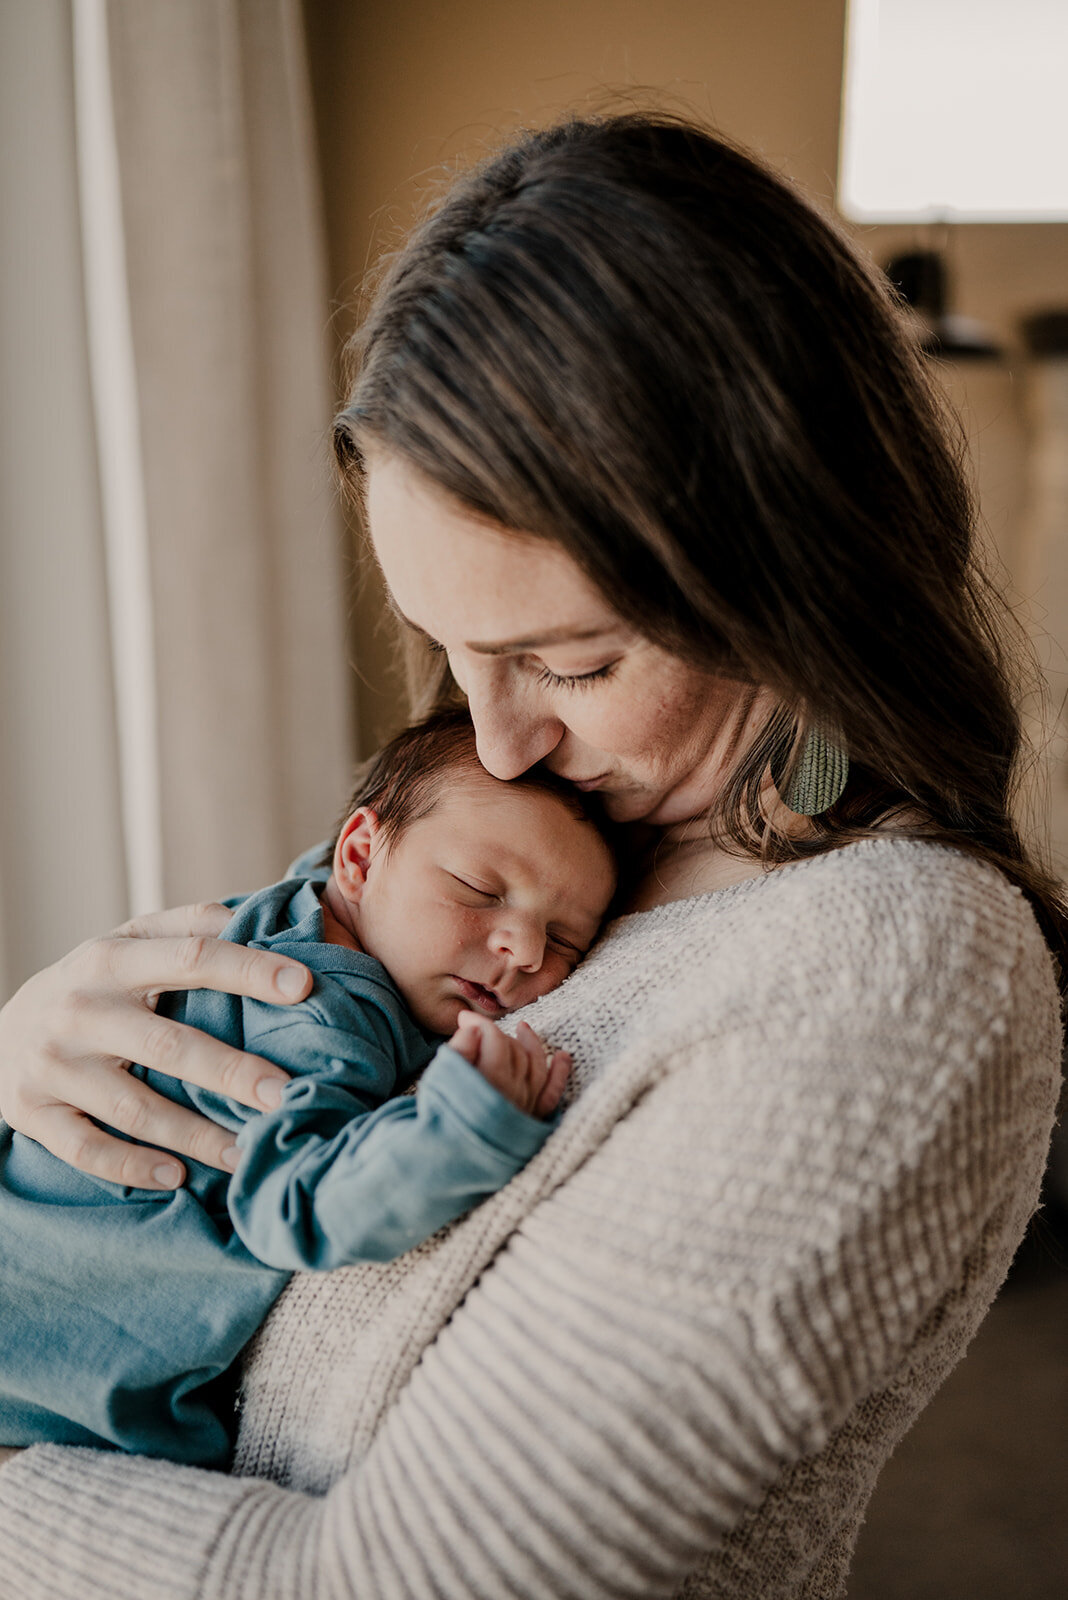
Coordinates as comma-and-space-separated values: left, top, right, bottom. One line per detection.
0, 0, 128, 1003
0, 0, 354, 1004
102, 0, 354, 908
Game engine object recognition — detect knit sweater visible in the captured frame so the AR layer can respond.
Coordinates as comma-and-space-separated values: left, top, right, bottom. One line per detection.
0, 839, 1060, 1599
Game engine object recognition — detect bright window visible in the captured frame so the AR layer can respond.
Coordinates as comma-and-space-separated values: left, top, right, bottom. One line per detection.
839, 0, 1068, 221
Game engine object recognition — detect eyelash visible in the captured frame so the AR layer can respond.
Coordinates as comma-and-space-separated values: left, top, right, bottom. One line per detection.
424, 638, 617, 690
533, 662, 618, 690
451, 875, 496, 900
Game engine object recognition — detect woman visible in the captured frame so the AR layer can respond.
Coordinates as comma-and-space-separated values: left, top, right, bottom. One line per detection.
0, 113, 1062, 1598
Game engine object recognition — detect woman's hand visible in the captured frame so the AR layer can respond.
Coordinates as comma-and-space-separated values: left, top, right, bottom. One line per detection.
0, 904, 311, 1189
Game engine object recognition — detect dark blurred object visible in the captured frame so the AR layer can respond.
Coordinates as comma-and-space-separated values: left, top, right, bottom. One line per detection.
1020, 310, 1068, 356
885, 249, 1003, 359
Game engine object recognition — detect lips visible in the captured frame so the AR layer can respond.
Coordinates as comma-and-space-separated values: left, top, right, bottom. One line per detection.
453, 976, 507, 1017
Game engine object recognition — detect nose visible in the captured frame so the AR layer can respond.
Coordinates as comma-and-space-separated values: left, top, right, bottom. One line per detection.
465, 671, 562, 781
489, 912, 546, 974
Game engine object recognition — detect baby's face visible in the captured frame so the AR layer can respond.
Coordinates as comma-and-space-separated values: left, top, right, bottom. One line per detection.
343, 774, 616, 1035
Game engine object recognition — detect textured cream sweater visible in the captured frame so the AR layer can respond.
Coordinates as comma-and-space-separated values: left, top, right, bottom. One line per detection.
0, 839, 1061, 1599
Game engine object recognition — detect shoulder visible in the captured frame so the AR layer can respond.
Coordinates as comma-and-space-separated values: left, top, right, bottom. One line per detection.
556, 842, 1061, 1281
631, 843, 1063, 1186
806, 840, 1057, 1049
218, 876, 325, 946
218, 878, 425, 1050
678, 837, 1056, 1023
588, 838, 1061, 1121
242, 952, 417, 1048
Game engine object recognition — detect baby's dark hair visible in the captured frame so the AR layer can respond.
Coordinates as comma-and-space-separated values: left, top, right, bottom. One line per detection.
326, 707, 614, 860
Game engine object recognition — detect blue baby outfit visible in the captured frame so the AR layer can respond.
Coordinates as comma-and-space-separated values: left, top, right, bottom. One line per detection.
0, 877, 554, 1465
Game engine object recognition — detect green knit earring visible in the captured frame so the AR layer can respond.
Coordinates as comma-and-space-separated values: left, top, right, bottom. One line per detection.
777, 723, 849, 817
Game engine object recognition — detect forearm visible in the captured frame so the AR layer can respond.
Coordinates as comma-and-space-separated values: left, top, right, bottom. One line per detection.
232, 1045, 552, 1269
0, 1445, 319, 1600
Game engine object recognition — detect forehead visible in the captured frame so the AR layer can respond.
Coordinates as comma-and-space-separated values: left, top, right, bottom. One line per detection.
364, 453, 619, 642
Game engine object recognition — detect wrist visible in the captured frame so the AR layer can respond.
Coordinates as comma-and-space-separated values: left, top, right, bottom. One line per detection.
425, 1045, 558, 1157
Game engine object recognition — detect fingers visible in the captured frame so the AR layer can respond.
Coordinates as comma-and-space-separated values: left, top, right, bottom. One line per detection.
456, 1015, 570, 1120
25, 1055, 250, 1178
448, 1015, 484, 1066
0, 907, 309, 1191
63, 999, 288, 1111
533, 1051, 572, 1119
515, 1024, 572, 1119
454, 1011, 515, 1103
474, 1015, 516, 1075
514, 1022, 547, 1091
71, 933, 311, 1008
111, 902, 235, 940
25, 1103, 186, 1189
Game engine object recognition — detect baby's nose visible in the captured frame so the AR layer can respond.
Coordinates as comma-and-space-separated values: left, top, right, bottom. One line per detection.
491, 916, 545, 971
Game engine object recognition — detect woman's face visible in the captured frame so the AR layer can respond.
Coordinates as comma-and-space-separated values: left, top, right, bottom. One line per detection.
366, 454, 764, 829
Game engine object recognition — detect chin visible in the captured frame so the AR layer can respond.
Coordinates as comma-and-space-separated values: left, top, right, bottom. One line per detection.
634, 784, 715, 829
433, 1012, 461, 1039
601, 789, 655, 823
410, 998, 460, 1038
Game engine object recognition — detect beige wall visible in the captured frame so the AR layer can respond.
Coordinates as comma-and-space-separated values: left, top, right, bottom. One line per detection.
301, 0, 1068, 754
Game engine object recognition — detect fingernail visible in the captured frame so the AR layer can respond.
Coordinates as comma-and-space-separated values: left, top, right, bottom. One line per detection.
256, 1078, 284, 1108
276, 966, 307, 999
221, 1144, 240, 1171
152, 1162, 183, 1188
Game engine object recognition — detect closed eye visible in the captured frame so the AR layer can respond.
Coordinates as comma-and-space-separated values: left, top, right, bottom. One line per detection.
533, 661, 619, 689
449, 874, 498, 901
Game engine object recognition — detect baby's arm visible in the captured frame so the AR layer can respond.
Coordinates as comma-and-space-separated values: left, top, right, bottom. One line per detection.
226, 1004, 567, 1272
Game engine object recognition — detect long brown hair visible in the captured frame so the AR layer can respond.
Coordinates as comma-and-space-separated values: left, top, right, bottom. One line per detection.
333, 111, 1068, 981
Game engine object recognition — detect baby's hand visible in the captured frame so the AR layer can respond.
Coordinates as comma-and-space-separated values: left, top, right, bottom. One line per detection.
449, 1013, 571, 1120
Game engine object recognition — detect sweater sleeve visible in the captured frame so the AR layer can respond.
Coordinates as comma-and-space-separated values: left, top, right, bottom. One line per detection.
229, 1039, 553, 1268
0, 867, 1058, 1599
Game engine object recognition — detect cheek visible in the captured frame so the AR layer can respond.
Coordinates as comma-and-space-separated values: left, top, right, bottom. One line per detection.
527, 953, 574, 998
559, 687, 658, 761
423, 901, 487, 961
639, 675, 727, 765
583, 686, 683, 768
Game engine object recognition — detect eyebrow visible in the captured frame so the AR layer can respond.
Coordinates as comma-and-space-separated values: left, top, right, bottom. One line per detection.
386, 594, 614, 655
466, 625, 613, 655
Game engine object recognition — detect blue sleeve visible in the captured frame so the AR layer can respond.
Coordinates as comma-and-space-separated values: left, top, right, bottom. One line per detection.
228, 1033, 556, 1271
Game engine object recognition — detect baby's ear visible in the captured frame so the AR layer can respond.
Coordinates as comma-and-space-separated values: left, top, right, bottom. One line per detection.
333, 808, 381, 903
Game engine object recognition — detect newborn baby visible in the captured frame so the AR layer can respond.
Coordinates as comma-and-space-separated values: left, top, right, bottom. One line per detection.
0, 709, 616, 1465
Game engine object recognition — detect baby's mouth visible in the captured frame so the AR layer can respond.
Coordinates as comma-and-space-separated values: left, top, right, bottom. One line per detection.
453, 976, 506, 1017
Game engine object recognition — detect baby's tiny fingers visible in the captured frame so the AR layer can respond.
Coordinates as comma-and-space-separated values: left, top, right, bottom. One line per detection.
449, 1016, 484, 1066
534, 1050, 572, 1119
515, 1020, 548, 1068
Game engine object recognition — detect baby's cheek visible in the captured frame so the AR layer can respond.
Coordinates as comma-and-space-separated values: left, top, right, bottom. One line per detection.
439, 905, 489, 961
529, 956, 574, 1002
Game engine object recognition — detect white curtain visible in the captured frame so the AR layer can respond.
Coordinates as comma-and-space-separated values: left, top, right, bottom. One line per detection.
0, 0, 354, 1003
